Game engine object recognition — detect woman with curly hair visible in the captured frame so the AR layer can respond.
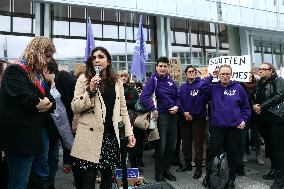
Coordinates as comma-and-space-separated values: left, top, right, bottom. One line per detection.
0, 36, 56, 189
71, 46, 135, 189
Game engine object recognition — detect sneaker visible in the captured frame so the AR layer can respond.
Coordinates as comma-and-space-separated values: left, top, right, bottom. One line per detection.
256, 156, 264, 165
243, 155, 248, 163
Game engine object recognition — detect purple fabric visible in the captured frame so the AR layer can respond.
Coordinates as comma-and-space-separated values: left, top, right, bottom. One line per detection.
130, 15, 148, 81
84, 17, 95, 62
200, 76, 251, 128
179, 77, 208, 120
140, 73, 180, 113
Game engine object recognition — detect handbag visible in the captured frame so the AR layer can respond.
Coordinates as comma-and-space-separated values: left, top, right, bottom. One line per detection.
269, 101, 284, 117
134, 112, 150, 130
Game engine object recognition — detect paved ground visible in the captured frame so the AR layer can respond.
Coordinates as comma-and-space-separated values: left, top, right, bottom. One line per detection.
55, 146, 273, 189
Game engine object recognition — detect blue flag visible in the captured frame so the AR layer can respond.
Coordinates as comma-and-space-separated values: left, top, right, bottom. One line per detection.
130, 15, 148, 81
84, 17, 95, 62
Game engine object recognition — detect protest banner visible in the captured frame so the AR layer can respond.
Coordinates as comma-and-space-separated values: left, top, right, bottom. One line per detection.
208, 55, 251, 82
169, 57, 182, 82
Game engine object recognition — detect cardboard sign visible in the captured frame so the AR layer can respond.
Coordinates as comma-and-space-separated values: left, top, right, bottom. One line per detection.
208, 55, 251, 82
169, 57, 182, 82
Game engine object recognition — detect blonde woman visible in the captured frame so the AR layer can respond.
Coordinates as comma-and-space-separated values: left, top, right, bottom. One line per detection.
0, 36, 56, 189
71, 47, 135, 189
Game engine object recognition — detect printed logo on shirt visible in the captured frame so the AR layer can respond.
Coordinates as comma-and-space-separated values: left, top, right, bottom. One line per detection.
190, 90, 199, 96
224, 89, 236, 96
168, 82, 173, 86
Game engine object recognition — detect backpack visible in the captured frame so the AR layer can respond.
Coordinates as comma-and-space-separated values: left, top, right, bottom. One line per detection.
207, 153, 230, 189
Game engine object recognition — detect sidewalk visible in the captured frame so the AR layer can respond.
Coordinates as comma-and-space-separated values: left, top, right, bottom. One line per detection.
55, 147, 273, 189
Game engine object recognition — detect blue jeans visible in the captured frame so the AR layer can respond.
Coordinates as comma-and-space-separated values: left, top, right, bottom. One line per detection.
6, 128, 50, 189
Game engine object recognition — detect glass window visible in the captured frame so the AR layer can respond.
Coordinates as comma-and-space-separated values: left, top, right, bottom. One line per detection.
70, 22, 86, 36
120, 12, 133, 24
53, 4, 68, 18
103, 25, 118, 39
254, 10, 267, 27
195, 0, 211, 19
0, 16, 11, 32
133, 14, 148, 25
103, 9, 118, 22
88, 7, 102, 21
13, 17, 32, 33
53, 20, 69, 36
253, 0, 266, 10
211, 35, 216, 47
278, 14, 284, 30
209, 23, 215, 33
0, 35, 33, 59
266, 0, 277, 12
71, 6, 85, 19
175, 32, 186, 44
226, 5, 241, 23
172, 18, 186, 30
267, 12, 277, 29
240, 7, 254, 25
0, 0, 10, 12
240, 0, 253, 8
14, 0, 31, 14
191, 33, 198, 45
94, 24, 102, 38
198, 22, 210, 32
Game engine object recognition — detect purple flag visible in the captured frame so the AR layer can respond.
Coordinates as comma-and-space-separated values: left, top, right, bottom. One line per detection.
84, 17, 95, 62
131, 15, 148, 81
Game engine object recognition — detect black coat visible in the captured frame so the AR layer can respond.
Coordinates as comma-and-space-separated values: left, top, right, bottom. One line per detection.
55, 70, 76, 125
0, 64, 55, 155
252, 74, 284, 118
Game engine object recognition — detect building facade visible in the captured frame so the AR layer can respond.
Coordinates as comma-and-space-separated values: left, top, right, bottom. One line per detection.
0, 0, 284, 76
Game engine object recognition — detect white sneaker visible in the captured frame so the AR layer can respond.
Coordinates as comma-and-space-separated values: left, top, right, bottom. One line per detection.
256, 156, 264, 165
243, 155, 248, 163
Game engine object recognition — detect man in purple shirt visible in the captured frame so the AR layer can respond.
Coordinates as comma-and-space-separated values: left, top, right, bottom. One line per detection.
140, 57, 180, 182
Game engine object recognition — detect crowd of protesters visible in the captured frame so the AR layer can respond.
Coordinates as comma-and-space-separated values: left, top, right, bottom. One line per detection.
0, 36, 284, 189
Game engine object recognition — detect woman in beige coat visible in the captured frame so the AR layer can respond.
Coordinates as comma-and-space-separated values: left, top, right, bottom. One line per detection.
71, 46, 135, 189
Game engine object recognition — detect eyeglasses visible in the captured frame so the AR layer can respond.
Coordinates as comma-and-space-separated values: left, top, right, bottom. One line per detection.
219, 73, 231, 76
259, 68, 271, 71
187, 70, 196, 74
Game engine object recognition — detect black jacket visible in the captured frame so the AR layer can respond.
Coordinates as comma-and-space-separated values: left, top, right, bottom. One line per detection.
0, 64, 55, 155
55, 70, 76, 125
252, 74, 284, 118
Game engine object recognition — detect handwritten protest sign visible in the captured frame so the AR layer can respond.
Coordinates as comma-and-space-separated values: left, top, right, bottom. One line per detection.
169, 57, 182, 82
208, 55, 251, 82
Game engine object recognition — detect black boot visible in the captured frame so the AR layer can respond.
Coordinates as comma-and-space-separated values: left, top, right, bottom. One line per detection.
271, 177, 284, 189
193, 167, 202, 179
202, 175, 209, 188
237, 163, 245, 176
176, 160, 192, 172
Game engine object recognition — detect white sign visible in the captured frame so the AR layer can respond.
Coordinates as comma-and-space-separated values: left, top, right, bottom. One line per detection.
208, 55, 251, 82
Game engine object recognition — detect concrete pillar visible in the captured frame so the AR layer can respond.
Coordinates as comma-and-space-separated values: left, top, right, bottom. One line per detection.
227, 26, 241, 56
239, 27, 255, 66
44, 3, 51, 37
156, 16, 172, 58
34, 2, 41, 36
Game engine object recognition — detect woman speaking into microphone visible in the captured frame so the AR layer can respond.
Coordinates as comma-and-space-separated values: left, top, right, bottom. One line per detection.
71, 46, 135, 189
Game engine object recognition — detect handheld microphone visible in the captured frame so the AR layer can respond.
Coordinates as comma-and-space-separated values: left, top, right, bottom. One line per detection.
95, 65, 100, 76
94, 65, 100, 84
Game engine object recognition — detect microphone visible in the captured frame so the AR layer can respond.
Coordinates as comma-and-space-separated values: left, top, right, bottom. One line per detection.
95, 65, 100, 76
94, 65, 100, 84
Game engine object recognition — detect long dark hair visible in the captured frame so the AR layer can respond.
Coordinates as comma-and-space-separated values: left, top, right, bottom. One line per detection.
85, 46, 117, 85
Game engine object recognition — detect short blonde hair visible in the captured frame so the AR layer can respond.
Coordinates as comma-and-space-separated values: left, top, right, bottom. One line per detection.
117, 70, 129, 77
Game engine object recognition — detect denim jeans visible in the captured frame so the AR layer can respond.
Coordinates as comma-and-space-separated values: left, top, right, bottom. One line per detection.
6, 128, 50, 189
